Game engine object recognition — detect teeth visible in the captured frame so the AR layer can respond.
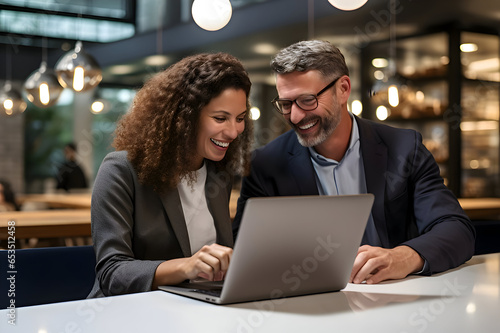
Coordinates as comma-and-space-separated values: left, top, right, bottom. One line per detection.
299, 120, 317, 130
211, 138, 229, 148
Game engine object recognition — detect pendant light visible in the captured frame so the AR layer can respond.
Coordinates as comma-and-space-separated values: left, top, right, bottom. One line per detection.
24, 38, 64, 108
192, 0, 232, 31
24, 62, 64, 108
0, 81, 27, 116
55, 41, 102, 92
328, 0, 369, 11
1, 46, 27, 116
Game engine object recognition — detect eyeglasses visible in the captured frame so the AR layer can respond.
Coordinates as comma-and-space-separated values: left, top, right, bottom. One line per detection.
271, 77, 340, 115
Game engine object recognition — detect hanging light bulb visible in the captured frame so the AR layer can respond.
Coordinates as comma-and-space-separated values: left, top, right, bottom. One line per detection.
24, 61, 64, 108
55, 41, 102, 92
328, 0, 369, 11
192, 0, 232, 31
0, 81, 27, 116
73, 66, 85, 92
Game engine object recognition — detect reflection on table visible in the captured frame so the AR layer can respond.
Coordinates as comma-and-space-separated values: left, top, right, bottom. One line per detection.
1, 253, 498, 332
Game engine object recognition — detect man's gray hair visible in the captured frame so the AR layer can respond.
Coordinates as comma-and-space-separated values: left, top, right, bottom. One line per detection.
270, 40, 349, 79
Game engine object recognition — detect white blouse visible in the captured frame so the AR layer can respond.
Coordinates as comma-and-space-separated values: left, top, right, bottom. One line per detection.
177, 162, 217, 255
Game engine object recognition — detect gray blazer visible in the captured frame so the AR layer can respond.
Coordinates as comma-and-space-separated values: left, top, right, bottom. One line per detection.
88, 151, 234, 297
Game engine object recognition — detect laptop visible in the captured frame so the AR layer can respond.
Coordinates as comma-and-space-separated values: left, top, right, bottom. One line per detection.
159, 194, 374, 304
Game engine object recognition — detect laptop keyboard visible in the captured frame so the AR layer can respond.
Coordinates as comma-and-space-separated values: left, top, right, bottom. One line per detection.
194, 288, 222, 297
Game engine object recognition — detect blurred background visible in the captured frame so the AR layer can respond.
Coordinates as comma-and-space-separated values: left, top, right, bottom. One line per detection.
0, 0, 499, 199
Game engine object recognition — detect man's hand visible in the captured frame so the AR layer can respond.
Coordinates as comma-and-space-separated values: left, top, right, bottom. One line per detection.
349, 245, 424, 284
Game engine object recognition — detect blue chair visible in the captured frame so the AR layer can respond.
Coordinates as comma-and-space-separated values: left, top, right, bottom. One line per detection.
471, 220, 500, 255
0, 245, 96, 308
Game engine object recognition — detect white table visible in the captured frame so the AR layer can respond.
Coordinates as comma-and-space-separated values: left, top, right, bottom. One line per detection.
2, 253, 499, 332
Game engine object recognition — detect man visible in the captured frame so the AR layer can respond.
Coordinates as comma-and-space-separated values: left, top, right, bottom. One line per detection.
233, 40, 475, 284
56, 142, 88, 192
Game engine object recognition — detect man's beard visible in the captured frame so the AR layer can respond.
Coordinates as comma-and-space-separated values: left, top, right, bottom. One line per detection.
291, 106, 341, 147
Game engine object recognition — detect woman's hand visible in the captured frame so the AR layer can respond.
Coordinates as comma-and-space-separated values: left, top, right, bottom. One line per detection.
152, 243, 232, 289
183, 243, 233, 281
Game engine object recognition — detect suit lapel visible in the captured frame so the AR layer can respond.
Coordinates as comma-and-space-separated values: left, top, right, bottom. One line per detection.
205, 163, 234, 247
159, 188, 191, 257
356, 117, 390, 247
159, 163, 234, 257
288, 138, 319, 195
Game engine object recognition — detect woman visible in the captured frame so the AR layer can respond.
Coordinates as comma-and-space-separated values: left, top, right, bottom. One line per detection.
88, 53, 253, 297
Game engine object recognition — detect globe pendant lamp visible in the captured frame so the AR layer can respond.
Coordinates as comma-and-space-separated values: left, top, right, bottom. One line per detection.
24, 61, 64, 108
55, 41, 102, 92
328, 0, 369, 11
192, 0, 232, 31
0, 81, 27, 116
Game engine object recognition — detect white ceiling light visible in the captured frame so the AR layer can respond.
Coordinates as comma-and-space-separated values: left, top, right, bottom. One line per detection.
253, 43, 279, 55
144, 55, 170, 67
328, 0, 369, 11
192, 0, 232, 31
107, 64, 136, 75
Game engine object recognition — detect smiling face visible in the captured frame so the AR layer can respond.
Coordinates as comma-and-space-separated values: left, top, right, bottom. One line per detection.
193, 88, 248, 169
276, 70, 342, 148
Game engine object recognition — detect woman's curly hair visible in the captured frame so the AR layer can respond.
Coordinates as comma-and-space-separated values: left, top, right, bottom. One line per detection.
113, 52, 253, 193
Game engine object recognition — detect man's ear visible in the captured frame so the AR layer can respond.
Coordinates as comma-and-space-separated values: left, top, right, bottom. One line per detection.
337, 75, 352, 104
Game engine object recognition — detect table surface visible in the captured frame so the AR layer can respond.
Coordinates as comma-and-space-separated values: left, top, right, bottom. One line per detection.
16, 192, 92, 209
0, 209, 91, 239
2, 253, 498, 332
458, 197, 500, 219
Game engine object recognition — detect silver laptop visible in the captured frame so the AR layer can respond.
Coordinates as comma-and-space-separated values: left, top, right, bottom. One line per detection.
159, 194, 374, 304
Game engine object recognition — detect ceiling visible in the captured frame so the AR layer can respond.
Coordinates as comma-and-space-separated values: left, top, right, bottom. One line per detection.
1, 0, 500, 89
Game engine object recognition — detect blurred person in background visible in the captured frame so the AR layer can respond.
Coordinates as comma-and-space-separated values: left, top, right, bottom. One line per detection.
0, 179, 19, 211
56, 142, 88, 192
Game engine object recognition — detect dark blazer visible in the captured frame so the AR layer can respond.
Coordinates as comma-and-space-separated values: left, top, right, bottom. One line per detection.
233, 116, 475, 275
56, 160, 88, 191
88, 151, 233, 297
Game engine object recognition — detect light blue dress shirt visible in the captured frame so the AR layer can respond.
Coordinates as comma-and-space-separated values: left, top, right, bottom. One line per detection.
308, 113, 381, 246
